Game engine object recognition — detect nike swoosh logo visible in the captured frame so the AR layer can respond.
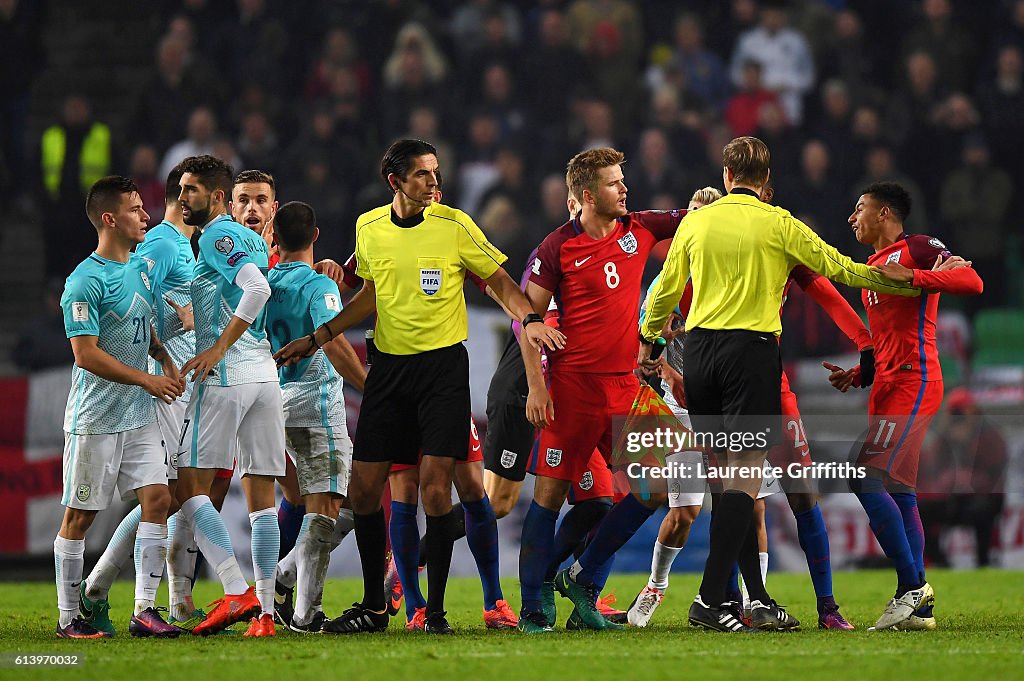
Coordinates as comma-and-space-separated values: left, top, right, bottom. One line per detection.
574, 256, 592, 267
149, 573, 162, 579
71, 581, 82, 588
472, 444, 481, 452
186, 548, 200, 554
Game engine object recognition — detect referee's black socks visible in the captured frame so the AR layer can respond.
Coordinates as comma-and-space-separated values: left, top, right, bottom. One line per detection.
425, 512, 456, 616
699, 491, 756, 607
738, 521, 770, 604
354, 508, 388, 612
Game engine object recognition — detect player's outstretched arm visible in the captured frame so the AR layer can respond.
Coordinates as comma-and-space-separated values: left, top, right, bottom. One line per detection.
519, 281, 556, 429
70, 335, 183, 404
875, 254, 985, 295
485, 268, 565, 353
276, 280, 377, 367
323, 334, 367, 393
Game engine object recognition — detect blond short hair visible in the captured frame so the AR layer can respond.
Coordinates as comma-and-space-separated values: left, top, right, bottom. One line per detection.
565, 147, 625, 201
690, 186, 723, 207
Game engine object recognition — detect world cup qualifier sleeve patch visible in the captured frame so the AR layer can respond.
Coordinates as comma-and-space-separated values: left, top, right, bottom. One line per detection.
214, 236, 234, 255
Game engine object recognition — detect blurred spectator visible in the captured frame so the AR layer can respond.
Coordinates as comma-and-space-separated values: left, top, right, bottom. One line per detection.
814, 10, 869, 98
919, 388, 1007, 567
406, 105, 456, 188
236, 110, 280, 176
284, 151, 351, 258
457, 110, 501, 214
130, 35, 221, 154
725, 59, 781, 137
477, 195, 528, 275
480, 62, 527, 140
463, 10, 520, 88
519, 8, 591, 133
479, 146, 531, 213
647, 86, 705, 174
217, 0, 290, 93
539, 173, 571, 228
0, 0, 45, 202
810, 79, 858, 188
886, 50, 946, 149
38, 94, 113, 279
449, 0, 522, 59
705, 0, 760, 60
669, 13, 730, 113
12, 277, 75, 372
569, 0, 643, 126
919, 93, 982, 204
380, 22, 449, 139
284, 107, 364, 194
753, 99, 801, 180
627, 128, 685, 210
305, 26, 372, 103
129, 144, 165, 226
977, 45, 1024, 182
940, 133, 1012, 309
729, 0, 814, 124
902, 0, 977, 93
160, 106, 218, 179
850, 145, 929, 234
778, 139, 851, 251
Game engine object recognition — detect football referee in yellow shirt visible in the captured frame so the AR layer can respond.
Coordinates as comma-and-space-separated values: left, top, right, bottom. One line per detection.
638, 136, 919, 632
275, 139, 564, 634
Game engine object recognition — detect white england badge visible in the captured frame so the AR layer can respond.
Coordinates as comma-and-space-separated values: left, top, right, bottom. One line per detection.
420, 268, 442, 296
500, 449, 517, 469
579, 471, 594, 490
886, 250, 901, 265
546, 448, 562, 467
617, 232, 638, 254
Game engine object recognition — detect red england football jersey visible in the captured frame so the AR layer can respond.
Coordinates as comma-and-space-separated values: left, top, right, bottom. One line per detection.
863, 233, 983, 382
531, 210, 684, 374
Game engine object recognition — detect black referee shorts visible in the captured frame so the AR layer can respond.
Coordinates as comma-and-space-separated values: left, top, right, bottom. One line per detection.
482, 333, 534, 482
682, 328, 782, 448
354, 342, 471, 466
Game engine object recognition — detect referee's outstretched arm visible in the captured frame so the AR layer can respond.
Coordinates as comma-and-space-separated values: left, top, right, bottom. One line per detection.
274, 279, 378, 366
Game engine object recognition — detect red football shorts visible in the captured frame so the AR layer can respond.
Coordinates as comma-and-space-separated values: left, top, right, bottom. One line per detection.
766, 373, 812, 469
390, 417, 483, 473
567, 450, 628, 503
858, 379, 944, 487
532, 371, 638, 484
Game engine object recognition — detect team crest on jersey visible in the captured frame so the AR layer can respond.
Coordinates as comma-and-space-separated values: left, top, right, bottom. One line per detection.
500, 449, 517, 469
324, 293, 341, 312
420, 268, 442, 295
76, 484, 91, 502
214, 236, 234, 254
617, 232, 638, 254
532, 258, 542, 275
886, 250, 901, 265
546, 448, 562, 467
141, 256, 156, 271
140, 271, 151, 290
579, 471, 594, 491
670, 482, 680, 500
928, 238, 946, 250
71, 301, 89, 322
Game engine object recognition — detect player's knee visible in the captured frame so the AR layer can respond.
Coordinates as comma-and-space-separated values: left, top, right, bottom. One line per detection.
61, 509, 96, 537
786, 492, 816, 514
420, 484, 452, 516
490, 494, 516, 519
454, 466, 485, 503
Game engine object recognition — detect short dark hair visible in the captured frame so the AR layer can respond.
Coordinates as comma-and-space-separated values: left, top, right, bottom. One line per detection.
722, 136, 770, 186
86, 175, 139, 228
273, 201, 317, 252
380, 138, 437, 192
861, 181, 912, 223
234, 169, 276, 194
179, 154, 233, 197
165, 162, 185, 204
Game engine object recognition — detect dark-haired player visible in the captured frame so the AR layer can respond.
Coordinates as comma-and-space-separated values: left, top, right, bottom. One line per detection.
826, 182, 982, 631
55, 176, 183, 638
173, 155, 284, 637
275, 139, 564, 634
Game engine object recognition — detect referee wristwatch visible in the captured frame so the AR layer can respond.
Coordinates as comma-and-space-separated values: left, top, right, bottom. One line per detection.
522, 313, 544, 328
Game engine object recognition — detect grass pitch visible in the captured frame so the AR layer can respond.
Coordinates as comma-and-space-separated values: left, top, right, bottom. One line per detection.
1, 569, 1021, 681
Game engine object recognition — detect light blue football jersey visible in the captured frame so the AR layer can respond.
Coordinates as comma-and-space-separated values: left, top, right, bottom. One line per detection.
266, 261, 346, 428
136, 220, 196, 400
62, 252, 158, 434
191, 214, 277, 386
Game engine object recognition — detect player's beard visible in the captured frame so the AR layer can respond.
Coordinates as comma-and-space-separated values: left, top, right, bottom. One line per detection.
183, 199, 211, 227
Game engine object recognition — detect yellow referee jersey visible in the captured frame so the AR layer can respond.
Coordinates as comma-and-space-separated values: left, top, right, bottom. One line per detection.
641, 191, 919, 340
355, 202, 507, 355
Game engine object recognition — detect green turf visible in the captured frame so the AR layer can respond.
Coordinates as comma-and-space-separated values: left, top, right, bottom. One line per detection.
1, 570, 1021, 680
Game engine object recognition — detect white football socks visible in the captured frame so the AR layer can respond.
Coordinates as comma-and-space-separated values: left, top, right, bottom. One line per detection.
648, 541, 684, 591
54, 535, 85, 628
134, 522, 167, 614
